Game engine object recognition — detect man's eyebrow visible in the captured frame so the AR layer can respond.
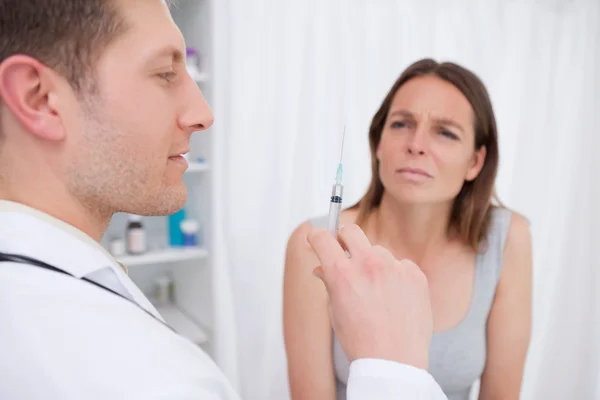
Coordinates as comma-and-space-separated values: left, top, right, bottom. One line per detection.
148, 45, 184, 63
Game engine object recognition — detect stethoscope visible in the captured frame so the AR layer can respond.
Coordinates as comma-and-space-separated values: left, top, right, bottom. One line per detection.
0, 252, 174, 333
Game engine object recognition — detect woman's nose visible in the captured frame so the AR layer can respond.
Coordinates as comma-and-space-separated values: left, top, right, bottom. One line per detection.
406, 127, 427, 155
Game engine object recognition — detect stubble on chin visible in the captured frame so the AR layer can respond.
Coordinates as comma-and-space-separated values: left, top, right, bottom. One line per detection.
66, 109, 187, 218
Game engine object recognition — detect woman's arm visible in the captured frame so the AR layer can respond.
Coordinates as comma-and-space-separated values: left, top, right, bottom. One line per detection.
479, 213, 533, 400
283, 221, 337, 400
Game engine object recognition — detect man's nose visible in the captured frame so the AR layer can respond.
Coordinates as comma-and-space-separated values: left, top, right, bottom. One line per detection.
179, 79, 214, 134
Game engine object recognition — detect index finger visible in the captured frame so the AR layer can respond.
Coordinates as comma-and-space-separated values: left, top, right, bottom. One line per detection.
307, 226, 347, 271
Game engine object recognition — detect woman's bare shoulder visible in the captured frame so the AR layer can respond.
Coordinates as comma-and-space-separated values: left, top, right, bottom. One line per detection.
286, 220, 314, 256
286, 207, 361, 256
340, 207, 360, 226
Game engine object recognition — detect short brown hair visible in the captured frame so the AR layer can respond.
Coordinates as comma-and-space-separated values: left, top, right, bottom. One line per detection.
0, 0, 129, 92
352, 58, 501, 252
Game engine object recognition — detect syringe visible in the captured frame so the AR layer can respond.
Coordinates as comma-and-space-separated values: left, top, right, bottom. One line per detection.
327, 126, 346, 238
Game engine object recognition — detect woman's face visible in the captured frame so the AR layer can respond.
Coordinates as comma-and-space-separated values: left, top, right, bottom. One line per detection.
377, 75, 486, 206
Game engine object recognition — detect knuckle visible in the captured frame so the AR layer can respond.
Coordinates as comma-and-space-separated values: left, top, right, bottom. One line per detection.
414, 268, 428, 286
398, 258, 419, 273
398, 259, 428, 285
398, 258, 418, 269
372, 244, 393, 259
363, 251, 385, 274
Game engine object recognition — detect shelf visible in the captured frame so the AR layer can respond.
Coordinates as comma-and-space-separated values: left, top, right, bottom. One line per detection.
186, 162, 209, 173
117, 247, 208, 267
194, 72, 209, 83
156, 303, 209, 344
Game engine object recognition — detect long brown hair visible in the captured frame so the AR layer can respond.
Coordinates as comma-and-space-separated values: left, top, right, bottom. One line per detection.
352, 58, 501, 252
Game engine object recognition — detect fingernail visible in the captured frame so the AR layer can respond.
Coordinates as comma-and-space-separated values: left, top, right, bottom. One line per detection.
312, 266, 324, 280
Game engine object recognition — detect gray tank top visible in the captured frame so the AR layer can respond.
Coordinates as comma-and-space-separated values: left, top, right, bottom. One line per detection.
309, 207, 512, 400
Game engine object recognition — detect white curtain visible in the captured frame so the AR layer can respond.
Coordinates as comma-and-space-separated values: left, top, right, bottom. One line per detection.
211, 0, 600, 398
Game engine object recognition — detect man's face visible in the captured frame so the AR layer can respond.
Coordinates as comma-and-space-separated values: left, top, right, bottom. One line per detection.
64, 0, 213, 216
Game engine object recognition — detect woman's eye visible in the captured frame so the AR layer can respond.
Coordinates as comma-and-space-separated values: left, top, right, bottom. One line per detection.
439, 129, 459, 140
390, 120, 407, 129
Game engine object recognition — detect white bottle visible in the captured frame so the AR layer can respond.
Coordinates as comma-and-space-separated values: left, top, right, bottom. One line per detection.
153, 274, 173, 306
109, 237, 126, 257
126, 214, 146, 255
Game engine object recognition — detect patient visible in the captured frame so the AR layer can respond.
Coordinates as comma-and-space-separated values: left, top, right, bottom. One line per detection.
283, 58, 532, 400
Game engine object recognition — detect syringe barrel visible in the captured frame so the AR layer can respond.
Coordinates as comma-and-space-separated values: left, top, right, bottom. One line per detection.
330, 183, 343, 201
328, 183, 344, 236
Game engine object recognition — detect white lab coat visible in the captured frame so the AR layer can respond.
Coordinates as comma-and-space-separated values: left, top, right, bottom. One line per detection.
0, 200, 448, 400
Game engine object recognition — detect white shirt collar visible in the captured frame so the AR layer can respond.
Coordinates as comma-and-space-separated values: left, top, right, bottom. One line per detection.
0, 200, 126, 276
0, 200, 164, 320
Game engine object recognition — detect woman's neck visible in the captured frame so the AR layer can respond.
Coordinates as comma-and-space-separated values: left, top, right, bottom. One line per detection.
369, 192, 453, 266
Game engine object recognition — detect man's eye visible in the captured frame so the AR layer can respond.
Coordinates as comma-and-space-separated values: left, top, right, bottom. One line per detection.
158, 72, 177, 83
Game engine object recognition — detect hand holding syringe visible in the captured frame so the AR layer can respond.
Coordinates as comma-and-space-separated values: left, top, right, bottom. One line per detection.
327, 126, 346, 238
310, 125, 435, 374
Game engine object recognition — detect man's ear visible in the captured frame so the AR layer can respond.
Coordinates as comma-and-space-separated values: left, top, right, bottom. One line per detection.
0, 55, 66, 141
465, 145, 486, 181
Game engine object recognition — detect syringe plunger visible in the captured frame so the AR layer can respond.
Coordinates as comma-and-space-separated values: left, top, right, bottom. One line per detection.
328, 183, 344, 236
330, 182, 343, 202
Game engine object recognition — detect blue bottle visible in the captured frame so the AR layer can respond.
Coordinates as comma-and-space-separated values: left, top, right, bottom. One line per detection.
181, 219, 200, 247
168, 208, 186, 247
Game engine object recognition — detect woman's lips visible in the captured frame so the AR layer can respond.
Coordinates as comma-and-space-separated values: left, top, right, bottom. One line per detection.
396, 167, 432, 182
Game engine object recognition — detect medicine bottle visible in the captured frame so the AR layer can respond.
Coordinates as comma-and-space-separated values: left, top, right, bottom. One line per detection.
180, 219, 199, 247
109, 237, 126, 257
126, 214, 146, 255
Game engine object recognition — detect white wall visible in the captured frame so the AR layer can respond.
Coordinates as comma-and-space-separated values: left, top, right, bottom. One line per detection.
210, 0, 600, 398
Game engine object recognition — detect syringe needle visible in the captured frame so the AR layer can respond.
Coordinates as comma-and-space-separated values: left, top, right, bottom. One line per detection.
335, 126, 346, 185
339, 125, 346, 164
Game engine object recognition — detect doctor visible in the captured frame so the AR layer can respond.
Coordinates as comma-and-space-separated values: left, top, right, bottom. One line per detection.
0, 0, 447, 399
